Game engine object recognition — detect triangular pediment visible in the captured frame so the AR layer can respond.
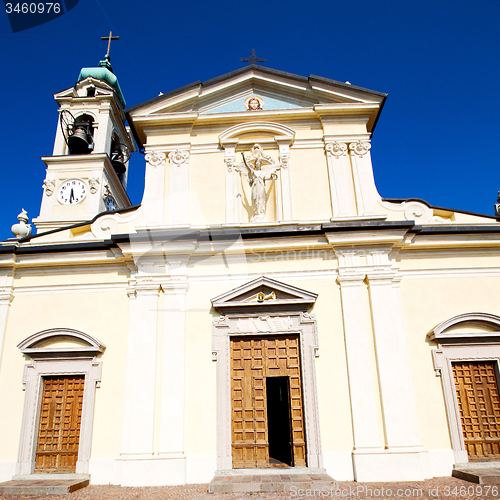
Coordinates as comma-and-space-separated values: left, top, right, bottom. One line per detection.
211, 276, 317, 313
126, 65, 386, 118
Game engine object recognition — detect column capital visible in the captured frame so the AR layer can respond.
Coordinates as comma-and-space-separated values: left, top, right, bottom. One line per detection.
336, 272, 366, 286
348, 140, 371, 157
145, 150, 166, 168
325, 141, 348, 158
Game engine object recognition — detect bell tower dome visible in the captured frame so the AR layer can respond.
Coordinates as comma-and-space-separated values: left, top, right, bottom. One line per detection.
33, 50, 135, 232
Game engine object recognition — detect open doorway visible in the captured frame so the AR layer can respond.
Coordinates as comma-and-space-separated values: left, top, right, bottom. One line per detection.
266, 376, 293, 467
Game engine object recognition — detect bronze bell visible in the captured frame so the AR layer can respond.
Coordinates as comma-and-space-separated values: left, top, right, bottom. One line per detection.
111, 149, 126, 175
68, 126, 90, 155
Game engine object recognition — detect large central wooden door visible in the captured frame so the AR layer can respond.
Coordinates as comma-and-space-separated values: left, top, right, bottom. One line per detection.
453, 361, 500, 461
35, 375, 85, 473
230, 335, 306, 468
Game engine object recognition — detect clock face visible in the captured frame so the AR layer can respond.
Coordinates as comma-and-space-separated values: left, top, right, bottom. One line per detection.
58, 179, 87, 205
106, 196, 117, 211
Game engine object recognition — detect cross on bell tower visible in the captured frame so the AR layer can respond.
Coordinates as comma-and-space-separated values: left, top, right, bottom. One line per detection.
100, 31, 119, 72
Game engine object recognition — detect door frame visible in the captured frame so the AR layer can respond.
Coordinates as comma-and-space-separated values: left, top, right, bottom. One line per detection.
16, 328, 104, 476
429, 313, 500, 464
213, 315, 322, 470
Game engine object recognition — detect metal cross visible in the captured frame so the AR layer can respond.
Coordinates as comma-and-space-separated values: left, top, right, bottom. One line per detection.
101, 31, 119, 58
239, 49, 267, 65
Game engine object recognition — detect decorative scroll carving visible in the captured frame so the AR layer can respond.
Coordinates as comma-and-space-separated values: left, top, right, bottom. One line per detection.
301, 312, 317, 323
349, 140, 371, 157
237, 315, 293, 333
89, 178, 100, 194
279, 153, 290, 169
145, 151, 166, 168
325, 141, 347, 158
168, 149, 190, 167
213, 315, 229, 327
43, 179, 55, 196
225, 157, 235, 172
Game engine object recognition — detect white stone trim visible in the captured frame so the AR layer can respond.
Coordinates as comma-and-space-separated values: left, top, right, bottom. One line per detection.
15, 329, 103, 476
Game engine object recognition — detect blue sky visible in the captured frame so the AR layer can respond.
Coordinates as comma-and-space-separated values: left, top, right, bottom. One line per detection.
0, 0, 499, 239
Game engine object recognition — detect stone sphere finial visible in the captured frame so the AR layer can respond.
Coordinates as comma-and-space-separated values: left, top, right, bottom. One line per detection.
11, 209, 32, 238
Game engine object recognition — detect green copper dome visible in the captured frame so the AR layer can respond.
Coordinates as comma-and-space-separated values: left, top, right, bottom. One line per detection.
77, 56, 126, 107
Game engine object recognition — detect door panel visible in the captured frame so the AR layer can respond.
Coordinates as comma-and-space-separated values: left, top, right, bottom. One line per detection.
453, 361, 500, 461
230, 335, 306, 468
35, 375, 85, 473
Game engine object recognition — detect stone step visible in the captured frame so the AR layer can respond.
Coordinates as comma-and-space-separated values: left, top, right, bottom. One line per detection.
209, 472, 336, 494
0, 477, 89, 495
453, 468, 500, 485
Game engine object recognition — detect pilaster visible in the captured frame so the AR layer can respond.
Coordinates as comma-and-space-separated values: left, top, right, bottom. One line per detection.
366, 271, 421, 448
221, 140, 238, 223
142, 151, 167, 226
349, 140, 378, 215
158, 280, 189, 457
324, 141, 355, 217
121, 279, 161, 456
0, 276, 14, 372
336, 271, 383, 451
276, 138, 293, 220
167, 148, 191, 225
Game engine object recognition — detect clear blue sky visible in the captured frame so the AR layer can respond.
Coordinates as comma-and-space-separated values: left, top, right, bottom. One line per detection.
1, 0, 499, 239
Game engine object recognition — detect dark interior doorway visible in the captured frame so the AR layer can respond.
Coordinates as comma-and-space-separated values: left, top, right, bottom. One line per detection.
266, 376, 293, 466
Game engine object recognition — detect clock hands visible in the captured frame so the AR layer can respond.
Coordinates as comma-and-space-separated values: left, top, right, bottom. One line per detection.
69, 188, 75, 204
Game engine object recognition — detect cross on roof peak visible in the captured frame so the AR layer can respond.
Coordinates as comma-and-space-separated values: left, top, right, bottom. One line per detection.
239, 49, 267, 65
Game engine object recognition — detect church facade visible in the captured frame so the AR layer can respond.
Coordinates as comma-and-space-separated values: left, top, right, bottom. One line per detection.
0, 61, 500, 486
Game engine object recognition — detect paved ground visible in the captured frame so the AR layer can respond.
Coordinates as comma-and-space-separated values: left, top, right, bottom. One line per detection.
1, 476, 500, 500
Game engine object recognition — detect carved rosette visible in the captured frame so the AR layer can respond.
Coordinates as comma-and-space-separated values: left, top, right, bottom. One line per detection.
168, 149, 190, 167
43, 179, 55, 196
325, 141, 347, 158
348, 140, 371, 157
89, 178, 100, 194
145, 151, 166, 168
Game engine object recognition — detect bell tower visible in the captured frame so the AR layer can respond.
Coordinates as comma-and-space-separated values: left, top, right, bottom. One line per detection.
33, 39, 135, 232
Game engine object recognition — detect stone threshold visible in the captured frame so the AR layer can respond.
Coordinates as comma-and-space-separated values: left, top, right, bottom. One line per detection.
0, 474, 90, 495
209, 468, 336, 493
453, 466, 500, 485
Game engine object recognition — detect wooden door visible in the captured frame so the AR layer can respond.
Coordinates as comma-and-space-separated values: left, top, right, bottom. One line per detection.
453, 361, 500, 461
230, 335, 306, 468
35, 375, 85, 473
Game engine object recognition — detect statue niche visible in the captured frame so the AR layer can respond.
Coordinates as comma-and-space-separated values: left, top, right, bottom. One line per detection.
235, 144, 282, 222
